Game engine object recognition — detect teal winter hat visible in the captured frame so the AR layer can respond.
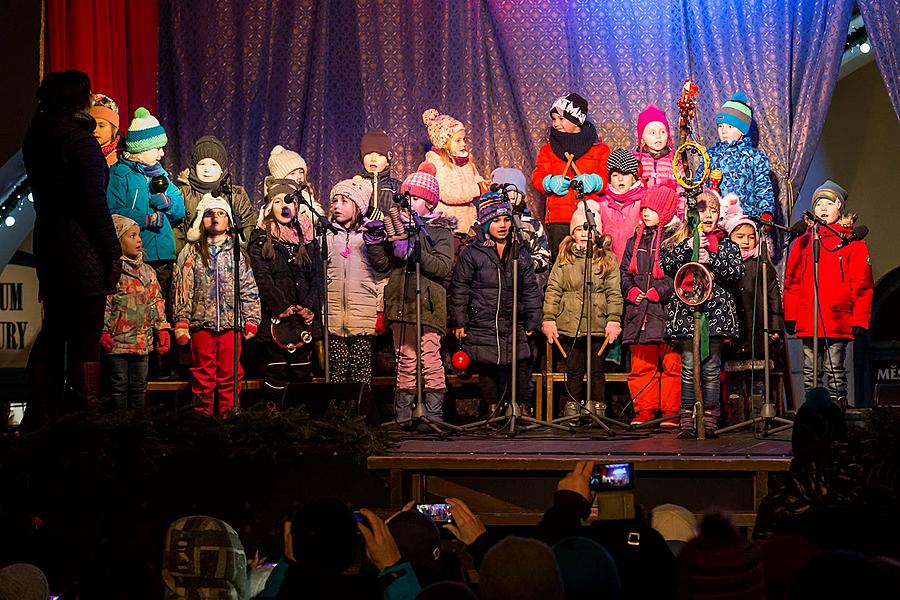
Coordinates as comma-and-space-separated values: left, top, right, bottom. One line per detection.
126, 107, 168, 153
715, 91, 752, 136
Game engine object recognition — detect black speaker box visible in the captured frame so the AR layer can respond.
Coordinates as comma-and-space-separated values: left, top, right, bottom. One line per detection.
282, 382, 380, 428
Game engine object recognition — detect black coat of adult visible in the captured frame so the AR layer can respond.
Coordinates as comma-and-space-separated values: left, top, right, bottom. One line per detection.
731, 255, 784, 357
247, 227, 323, 342
660, 235, 745, 338
620, 225, 675, 344
448, 233, 543, 365
22, 110, 119, 300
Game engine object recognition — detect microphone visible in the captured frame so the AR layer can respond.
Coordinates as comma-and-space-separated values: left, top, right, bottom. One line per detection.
803, 210, 827, 226
489, 182, 519, 193
745, 214, 806, 236
570, 179, 584, 192
212, 173, 232, 199
580, 199, 597, 232
393, 191, 412, 206
282, 183, 310, 205
834, 225, 869, 250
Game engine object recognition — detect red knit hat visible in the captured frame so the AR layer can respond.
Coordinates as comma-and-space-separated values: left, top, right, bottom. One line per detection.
629, 183, 680, 279
401, 161, 441, 208
637, 104, 671, 147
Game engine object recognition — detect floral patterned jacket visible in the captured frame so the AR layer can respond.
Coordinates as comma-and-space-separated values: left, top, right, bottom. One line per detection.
104, 254, 170, 354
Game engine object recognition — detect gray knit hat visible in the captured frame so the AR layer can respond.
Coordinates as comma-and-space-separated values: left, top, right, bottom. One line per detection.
812, 179, 848, 210
330, 179, 372, 215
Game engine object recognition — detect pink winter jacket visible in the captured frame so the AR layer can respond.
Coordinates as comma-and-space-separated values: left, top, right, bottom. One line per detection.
598, 185, 644, 262
425, 150, 484, 234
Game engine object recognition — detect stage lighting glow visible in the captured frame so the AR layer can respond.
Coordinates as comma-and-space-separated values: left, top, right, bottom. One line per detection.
860, 41, 871, 54
5, 216, 15, 226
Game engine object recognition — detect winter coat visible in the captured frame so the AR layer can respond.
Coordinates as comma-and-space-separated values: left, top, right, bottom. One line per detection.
660, 235, 744, 338
730, 255, 785, 357
472, 206, 552, 275
703, 138, 775, 217
356, 169, 401, 218
532, 140, 611, 224
107, 157, 185, 262
424, 150, 485, 234
172, 237, 261, 332
620, 226, 675, 344
22, 111, 120, 300
448, 235, 543, 365
543, 250, 623, 338
176, 170, 255, 254
598, 187, 644, 261
247, 227, 323, 343
366, 215, 455, 334
326, 224, 383, 336
783, 225, 873, 340
104, 254, 170, 354
633, 146, 678, 191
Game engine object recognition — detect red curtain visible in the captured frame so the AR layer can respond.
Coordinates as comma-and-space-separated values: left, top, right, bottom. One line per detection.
46, 0, 158, 122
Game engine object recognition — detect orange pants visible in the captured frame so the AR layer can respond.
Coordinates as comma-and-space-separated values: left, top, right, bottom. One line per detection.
628, 342, 681, 421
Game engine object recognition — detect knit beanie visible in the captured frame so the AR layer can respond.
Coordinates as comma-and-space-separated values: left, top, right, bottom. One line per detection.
607, 147, 640, 178
490, 167, 527, 195
551, 92, 589, 127
387, 510, 442, 584
268, 145, 308, 179
290, 498, 360, 574
629, 184, 679, 279
191, 135, 228, 171
552, 536, 622, 600
162, 515, 248, 600
637, 103, 670, 146
720, 194, 755, 235
0, 563, 49, 600
715, 91, 753, 136
676, 511, 765, 600
89, 93, 119, 129
400, 161, 441, 208
812, 179, 848, 210
330, 178, 372, 215
477, 192, 513, 232
360, 130, 393, 161
570, 199, 602, 234
186, 194, 234, 242
422, 108, 465, 150
126, 107, 167, 153
479, 536, 564, 600
111, 214, 139, 240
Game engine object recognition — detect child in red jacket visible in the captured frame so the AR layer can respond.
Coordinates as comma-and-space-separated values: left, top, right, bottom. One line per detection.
532, 93, 610, 260
783, 180, 873, 406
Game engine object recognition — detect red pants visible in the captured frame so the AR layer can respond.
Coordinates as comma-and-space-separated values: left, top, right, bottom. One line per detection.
628, 342, 681, 421
190, 330, 243, 415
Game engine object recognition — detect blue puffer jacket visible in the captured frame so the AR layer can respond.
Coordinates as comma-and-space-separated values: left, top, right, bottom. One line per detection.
703, 138, 775, 218
107, 157, 185, 262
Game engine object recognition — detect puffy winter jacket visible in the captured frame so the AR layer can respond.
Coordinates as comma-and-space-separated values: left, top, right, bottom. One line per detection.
176, 170, 255, 254
356, 169, 401, 218
620, 226, 675, 344
107, 157, 185, 262
104, 254, 170, 354
598, 186, 644, 261
543, 250, 623, 337
532, 140, 611, 224
425, 150, 485, 234
702, 138, 775, 217
326, 224, 383, 336
730, 255, 785, 357
783, 225, 873, 340
633, 146, 678, 190
448, 235, 543, 365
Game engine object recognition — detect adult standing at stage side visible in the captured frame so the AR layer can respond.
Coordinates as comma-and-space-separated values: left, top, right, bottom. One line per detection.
21, 71, 121, 426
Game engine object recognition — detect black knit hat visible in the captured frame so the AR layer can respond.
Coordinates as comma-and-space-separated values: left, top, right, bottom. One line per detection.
607, 148, 640, 178
550, 93, 588, 127
191, 135, 228, 171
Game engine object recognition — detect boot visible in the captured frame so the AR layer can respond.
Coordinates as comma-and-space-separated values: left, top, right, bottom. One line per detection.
832, 395, 848, 412
73, 362, 101, 410
394, 390, 414, 425
424, 391, 444, 423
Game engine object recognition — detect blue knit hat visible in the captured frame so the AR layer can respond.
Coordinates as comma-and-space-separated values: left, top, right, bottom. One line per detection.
126, 107, 168, 153
477, 192, 512, 233
715, 91, 752, 136
490, 167, 527, 195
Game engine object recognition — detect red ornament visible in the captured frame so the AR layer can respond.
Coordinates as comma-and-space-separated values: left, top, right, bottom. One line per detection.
451, 350, 470, 371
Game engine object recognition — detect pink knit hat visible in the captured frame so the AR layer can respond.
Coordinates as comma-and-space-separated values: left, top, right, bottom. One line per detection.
422, 108, 464, 150
629, 184, 680, 279
637, 104, 670, 147
401, 161, 441, 208
570, 200, 602, 234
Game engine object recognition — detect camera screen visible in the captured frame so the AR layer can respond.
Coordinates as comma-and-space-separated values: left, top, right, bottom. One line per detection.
590, 463, 634, 491
415, 503, 453, 524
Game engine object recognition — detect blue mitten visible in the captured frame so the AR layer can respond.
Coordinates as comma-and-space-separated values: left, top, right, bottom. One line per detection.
574, 174, 604, 194
542, 175, 571, 195
149, 193, 171, 211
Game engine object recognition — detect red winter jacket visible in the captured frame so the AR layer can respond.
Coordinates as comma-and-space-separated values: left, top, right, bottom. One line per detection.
532, 141, 610, 224
783, 224, 873, 339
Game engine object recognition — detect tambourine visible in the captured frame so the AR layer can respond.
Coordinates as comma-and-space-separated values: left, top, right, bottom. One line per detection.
674, 261, 714, 306
270, 314, 313, 352
672, 141, 710, 192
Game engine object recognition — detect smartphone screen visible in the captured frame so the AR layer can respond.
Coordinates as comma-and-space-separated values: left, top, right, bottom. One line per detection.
415, 503, 453, 524
589, 463, 634, 492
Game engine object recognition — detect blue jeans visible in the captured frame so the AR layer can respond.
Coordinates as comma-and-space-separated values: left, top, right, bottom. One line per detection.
801, 338, 848, 399
106, 354, 150, 411
678, 337, 723, 430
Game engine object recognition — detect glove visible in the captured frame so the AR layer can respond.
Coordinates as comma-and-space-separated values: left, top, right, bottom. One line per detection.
542, 175, 571, 196
605, 320, 622, 342
363, 220, 387, 245
375, 311, 388, 335
573, 174, 604, 194
100, 332, 115, 352
174, 321, 191, 346
155, 330, 171, 354
392, 238, 412, 258
149, 193, 171, 211
645, 288, 661, 303
146, 211, 165, 230
852, 326, 867, 338
243, 322, 258, 340
784, 320, 796, 336
626, 287, 643, 305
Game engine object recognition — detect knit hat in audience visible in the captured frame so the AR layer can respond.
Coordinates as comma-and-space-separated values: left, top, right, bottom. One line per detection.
162, 515, 248, 600
191, 135, 228, 171
360, 130, 393, 161
791, 387, 848, 462
477, 192, 513, 233
677, 511, 764, 600
607, 148, 640, 178
330, 179, 372, 216
715, 91, 753, 136
0, 563, 49, 600
637, 103, 670, 146
422, 108, 465, 150
570, 199, 602, 234
651, 504, 698, 557
125, 107, 167, 153
553, 536, 622, 600
89, 93, 119, 129
387, 510, 442, 585
111, 214, 139, 240
186, 194, 234, 242
268, 145, 308, 179
290, 498, 360, 574
401, 161, 441, 208
812, 179, 849, 210
491, 167, 528, 195
551, 92, 589, 127
479, 536, 564, 600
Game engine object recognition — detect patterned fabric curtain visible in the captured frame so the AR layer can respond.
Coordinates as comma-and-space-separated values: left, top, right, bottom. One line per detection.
158, 0, 853, 221
858, 0, 900, 122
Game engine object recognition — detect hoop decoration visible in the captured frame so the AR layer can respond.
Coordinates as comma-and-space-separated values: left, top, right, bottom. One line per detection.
674, 261, 714, 306
270, 314, 313, 353
672, 141, 710, 192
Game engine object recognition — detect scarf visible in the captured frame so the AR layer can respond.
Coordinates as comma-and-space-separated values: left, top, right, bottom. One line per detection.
740, 246, 759, 261
133, 160, 164, 178
100, 133, 120, 159
549, 121, 600, 162
628, 224, 665, 280
188, 167, 222, 194
453, 152, 470, 167
604, 183, 644, 211
705, 228, 726, 254
268, 221, 301, 246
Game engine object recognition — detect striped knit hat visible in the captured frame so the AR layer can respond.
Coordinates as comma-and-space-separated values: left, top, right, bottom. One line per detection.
401, 161, 441, 208
477, 192, 512, 233
607, 148, 640, 178
125, 107, 167, 153
715, 91, 752, 136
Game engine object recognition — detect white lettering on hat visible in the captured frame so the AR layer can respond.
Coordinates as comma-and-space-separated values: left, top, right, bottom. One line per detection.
552, 97, 586, 124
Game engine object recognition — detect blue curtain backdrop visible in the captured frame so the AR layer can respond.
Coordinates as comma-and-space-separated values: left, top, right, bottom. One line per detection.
158, 0, 853, 219
858, 0, 900, 123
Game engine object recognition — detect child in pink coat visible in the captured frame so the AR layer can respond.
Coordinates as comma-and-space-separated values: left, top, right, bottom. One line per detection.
598, 149, 645, 262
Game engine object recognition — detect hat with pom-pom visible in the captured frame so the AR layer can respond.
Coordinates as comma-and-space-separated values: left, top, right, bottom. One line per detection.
630, 184, 680, 280
719, 193, 755, 234
268, 145, 308, 179
422, 109, 465, 150
401, 161, 441, 208
715, 91, 753, 136
126, 107, 167, 153
186, 194, 234, 242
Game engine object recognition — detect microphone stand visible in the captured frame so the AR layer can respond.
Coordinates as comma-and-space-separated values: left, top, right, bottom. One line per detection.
217, 173, 243, 410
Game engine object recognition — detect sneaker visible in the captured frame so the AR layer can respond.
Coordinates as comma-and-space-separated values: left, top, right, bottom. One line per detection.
676, 429, 695, 439
660, 420, 679, 429
563, 401, 578, 418
630, 419, 645, 426
593, 402, 605, 416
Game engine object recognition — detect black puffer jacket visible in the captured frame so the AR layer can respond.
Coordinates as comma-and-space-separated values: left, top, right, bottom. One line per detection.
448, 234, 543, 365
357, 169, 402, 217
731, 255, 784, 357
22, 111, 120, 300
620, 225, 675, 344
247, 227, 323, 342
660, 234, 744, 338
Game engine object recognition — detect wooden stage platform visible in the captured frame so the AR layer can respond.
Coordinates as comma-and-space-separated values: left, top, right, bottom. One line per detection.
367, 431, 792, 529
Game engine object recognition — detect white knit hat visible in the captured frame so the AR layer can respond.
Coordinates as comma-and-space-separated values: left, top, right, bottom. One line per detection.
187, 194, 234, 242
111, 214, 139, 239
268, 145, 308, 179
330, 179, 372, 215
